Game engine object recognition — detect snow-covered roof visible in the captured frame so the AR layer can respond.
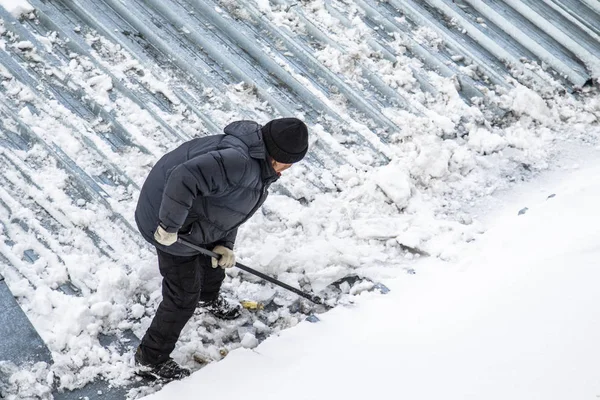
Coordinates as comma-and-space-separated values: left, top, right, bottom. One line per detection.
0, 0, 598, 398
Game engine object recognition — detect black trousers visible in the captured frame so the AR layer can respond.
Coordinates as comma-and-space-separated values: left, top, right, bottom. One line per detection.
139, 248, 225, 364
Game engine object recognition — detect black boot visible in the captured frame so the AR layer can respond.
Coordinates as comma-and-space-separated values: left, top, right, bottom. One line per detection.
135, 347, 191, 381
199, 294, 242, 320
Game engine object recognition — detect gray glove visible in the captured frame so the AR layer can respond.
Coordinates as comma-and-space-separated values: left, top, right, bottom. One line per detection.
211, 245, 235, 269
154, 225, 177, 246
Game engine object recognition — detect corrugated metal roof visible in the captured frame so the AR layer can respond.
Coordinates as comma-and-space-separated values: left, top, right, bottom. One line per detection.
0, 0, 597, 337
0, 0, 598, 395
0, 0, 596, 314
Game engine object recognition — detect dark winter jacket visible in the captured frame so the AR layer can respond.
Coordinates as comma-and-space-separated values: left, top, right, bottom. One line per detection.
135, 121, 279, 256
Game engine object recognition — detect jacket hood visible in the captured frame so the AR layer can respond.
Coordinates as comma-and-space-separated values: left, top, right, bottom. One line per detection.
223, 120, 266, 160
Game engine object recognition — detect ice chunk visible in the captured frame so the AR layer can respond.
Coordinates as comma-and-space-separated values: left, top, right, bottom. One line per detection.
90, 301, 112, 317
468, 128, 507, 155
413, 147, 451, 179
15, 41, 34, 50
253, 320, 268, 333
351, 216, 412, 240
241, 333, 259, 349
374, 163, 413, 209
511, 85, 552, 122
130, 304, 145, 319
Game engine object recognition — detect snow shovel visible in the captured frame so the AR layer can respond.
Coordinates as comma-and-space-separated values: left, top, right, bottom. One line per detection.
177, 238, 325, 305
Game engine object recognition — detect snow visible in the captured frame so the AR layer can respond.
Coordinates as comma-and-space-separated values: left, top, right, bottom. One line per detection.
0, 0, 33, 18
254, 0, 271, 14
13, 40, 33, 50
508, 85, 553, 121
373, 161, 412, 209
468, 127, 507, 154
142, 158, 600, 400
240, 332, 258, 349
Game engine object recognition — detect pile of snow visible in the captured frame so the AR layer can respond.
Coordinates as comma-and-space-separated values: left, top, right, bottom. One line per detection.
142, 158, 600, 400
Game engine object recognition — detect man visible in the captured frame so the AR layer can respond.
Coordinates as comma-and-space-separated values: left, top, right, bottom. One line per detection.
133, 118, 309, 379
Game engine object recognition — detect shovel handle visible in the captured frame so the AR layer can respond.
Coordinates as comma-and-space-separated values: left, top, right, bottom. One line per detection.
177, 239, 324, 305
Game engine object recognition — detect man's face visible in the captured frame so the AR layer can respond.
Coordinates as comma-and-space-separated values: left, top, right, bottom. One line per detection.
271, 159, 293, 173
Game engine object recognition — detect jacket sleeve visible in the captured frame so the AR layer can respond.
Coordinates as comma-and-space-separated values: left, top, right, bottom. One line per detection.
158, 149, 247, 232
215, 227, 238, 250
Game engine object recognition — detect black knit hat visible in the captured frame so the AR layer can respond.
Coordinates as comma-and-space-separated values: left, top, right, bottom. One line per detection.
261, 118, 309, 164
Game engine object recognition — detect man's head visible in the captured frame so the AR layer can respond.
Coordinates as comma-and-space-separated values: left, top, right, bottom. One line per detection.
261, 118, 308, 173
